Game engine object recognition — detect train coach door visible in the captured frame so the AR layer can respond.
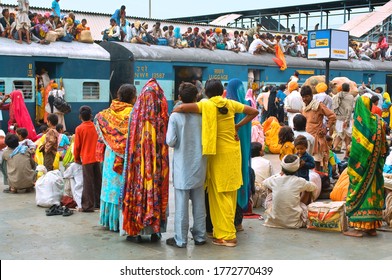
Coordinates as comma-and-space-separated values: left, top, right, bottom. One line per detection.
174, 66, 204, 101
387, 74, 392, 94
34, 62, 61, 125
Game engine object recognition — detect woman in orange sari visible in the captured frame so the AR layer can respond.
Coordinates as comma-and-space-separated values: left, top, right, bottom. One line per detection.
122, 78, 169, 242
95, 84, 136, 232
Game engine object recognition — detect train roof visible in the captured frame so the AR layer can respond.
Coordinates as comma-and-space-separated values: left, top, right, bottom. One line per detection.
0, 37, 110, 61
112, 42, 392, 72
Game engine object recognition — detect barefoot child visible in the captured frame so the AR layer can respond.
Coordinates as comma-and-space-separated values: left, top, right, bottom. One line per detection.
165, 82, 207, 248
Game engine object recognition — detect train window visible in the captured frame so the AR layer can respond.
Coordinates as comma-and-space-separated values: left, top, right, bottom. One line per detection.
83, 82, 100, 99
0, 81, 5, 94
13, 80, 33, 99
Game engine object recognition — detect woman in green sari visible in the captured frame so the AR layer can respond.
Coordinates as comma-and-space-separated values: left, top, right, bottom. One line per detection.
344, 95, 388, 237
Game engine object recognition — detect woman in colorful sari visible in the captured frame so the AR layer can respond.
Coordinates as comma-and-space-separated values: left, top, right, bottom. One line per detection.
344, 96, 388, 237
0, 90, 38, 141
174, 79, 258, 247
226, 79, 252, 230
94, 84, 137, 232
122, 78, 169, 242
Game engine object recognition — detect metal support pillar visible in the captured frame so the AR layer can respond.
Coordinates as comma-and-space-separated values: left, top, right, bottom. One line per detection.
298, 9, 301, 34
278, 11, 281, 32
320, 7, 323, 29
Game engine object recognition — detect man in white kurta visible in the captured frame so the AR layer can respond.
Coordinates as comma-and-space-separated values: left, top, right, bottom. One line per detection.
263, 155, 316, 228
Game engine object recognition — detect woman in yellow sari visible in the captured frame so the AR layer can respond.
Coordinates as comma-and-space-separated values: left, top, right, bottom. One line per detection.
94, 84, 136, 232
174, 79, 258, 247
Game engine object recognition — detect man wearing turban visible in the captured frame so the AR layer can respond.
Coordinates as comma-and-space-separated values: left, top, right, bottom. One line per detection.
314, 82, 333, 110
284, 81, 303, 128
262, 154, 317, 228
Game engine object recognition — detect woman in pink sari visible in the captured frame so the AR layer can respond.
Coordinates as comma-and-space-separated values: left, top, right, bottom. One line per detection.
0, 90, 38, 141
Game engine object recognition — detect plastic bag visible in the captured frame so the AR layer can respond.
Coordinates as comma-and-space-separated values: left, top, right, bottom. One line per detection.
35, 169, 64, 207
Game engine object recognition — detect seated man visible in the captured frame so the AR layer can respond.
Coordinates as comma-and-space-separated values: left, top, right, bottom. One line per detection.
263, 154, 316, 228
0, 9, 15, 38
129, 21, 150, 46
2, 134, 36, 194
101, 19, 121, 42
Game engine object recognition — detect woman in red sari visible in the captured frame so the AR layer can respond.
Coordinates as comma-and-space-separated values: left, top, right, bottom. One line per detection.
121, 78, 169, 242
0, 90, 38, 141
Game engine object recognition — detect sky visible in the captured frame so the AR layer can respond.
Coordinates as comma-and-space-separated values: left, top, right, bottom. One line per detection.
2, 0, 339, 19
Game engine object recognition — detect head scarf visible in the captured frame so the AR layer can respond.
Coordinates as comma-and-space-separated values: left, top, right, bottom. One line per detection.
245, 89, 256, 109
9, 90, 38, 141
94, 99, 133, 173
173, 27, 181, 39
215, 28, 222, 33
51, 83, 58, 89
226, 78, 252, 210
316, 82, 328, 93
281, 155, 300, 172
288, 81, 299, 92
122, 78, 169, 236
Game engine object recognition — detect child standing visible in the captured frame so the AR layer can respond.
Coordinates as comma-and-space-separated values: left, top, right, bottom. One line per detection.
263, 154, 317, 228
165, 82, 207, 248
56, 123, 70, 160
41, 113, 59, 172
278, 126, 295, 160
294, 135, 315, 181
74, 106, 102, 212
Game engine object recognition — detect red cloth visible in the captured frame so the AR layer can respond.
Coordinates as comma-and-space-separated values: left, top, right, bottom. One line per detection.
371, 105, 382, 117
6, 90, 38, 141
74, 121, 99, 165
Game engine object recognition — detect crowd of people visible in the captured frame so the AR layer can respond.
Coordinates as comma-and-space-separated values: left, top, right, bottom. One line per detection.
0, 0, 93, 44
1, 2, 391, 62
0, 72, 391, 247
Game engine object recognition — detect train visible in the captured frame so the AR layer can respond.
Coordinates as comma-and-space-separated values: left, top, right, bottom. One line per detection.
1, 36, 392, 133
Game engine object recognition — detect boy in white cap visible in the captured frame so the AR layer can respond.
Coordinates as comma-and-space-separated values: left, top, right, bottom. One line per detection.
263, 154, 316, 229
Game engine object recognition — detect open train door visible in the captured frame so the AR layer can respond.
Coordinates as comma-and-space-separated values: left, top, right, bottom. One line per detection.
100, 42, 134, 100
174, 66, 204, 101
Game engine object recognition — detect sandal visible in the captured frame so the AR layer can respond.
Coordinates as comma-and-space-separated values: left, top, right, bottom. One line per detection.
126, 235, 142, 243
3, 187, 17, 194
62, 207, 73, 217
46, 205, 64, 216
45, 204, 60, 214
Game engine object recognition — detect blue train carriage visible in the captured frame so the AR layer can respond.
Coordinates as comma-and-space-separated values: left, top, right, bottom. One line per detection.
100, 42, 392, 112
0, 37, 111, 133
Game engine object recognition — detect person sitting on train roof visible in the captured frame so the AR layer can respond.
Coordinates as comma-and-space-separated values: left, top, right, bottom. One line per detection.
129, 21, 150, 46
199, 28, 213, 50
295, 35, 306, 57
164, 25, 176, 48
46, 14, 56, 30
0, 9, 15, 39
149, 22, 163, 43
111, 5, 126, 27
233, 31, 247, 52
187, 27, 203, 48
246, 22, 262, 47
101, 18, 121, 42
15, 0, 32, 44
33, 16, 51, 45
248, 34, 268, 55
212, 28, 225, 50
75, 19, 89, 41
119, 17, 129, 42
182, 27, 192, 39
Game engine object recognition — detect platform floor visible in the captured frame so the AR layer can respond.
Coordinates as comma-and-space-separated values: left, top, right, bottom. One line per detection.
1, 153, 391, 260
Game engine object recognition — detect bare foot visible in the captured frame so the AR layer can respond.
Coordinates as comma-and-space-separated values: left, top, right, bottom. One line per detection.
26, 41, 32, 44
16, 40, 22, 44
343, 229, 363, 237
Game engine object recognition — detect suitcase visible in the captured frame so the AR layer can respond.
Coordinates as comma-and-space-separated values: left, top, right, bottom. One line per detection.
157, 38, 168, 46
